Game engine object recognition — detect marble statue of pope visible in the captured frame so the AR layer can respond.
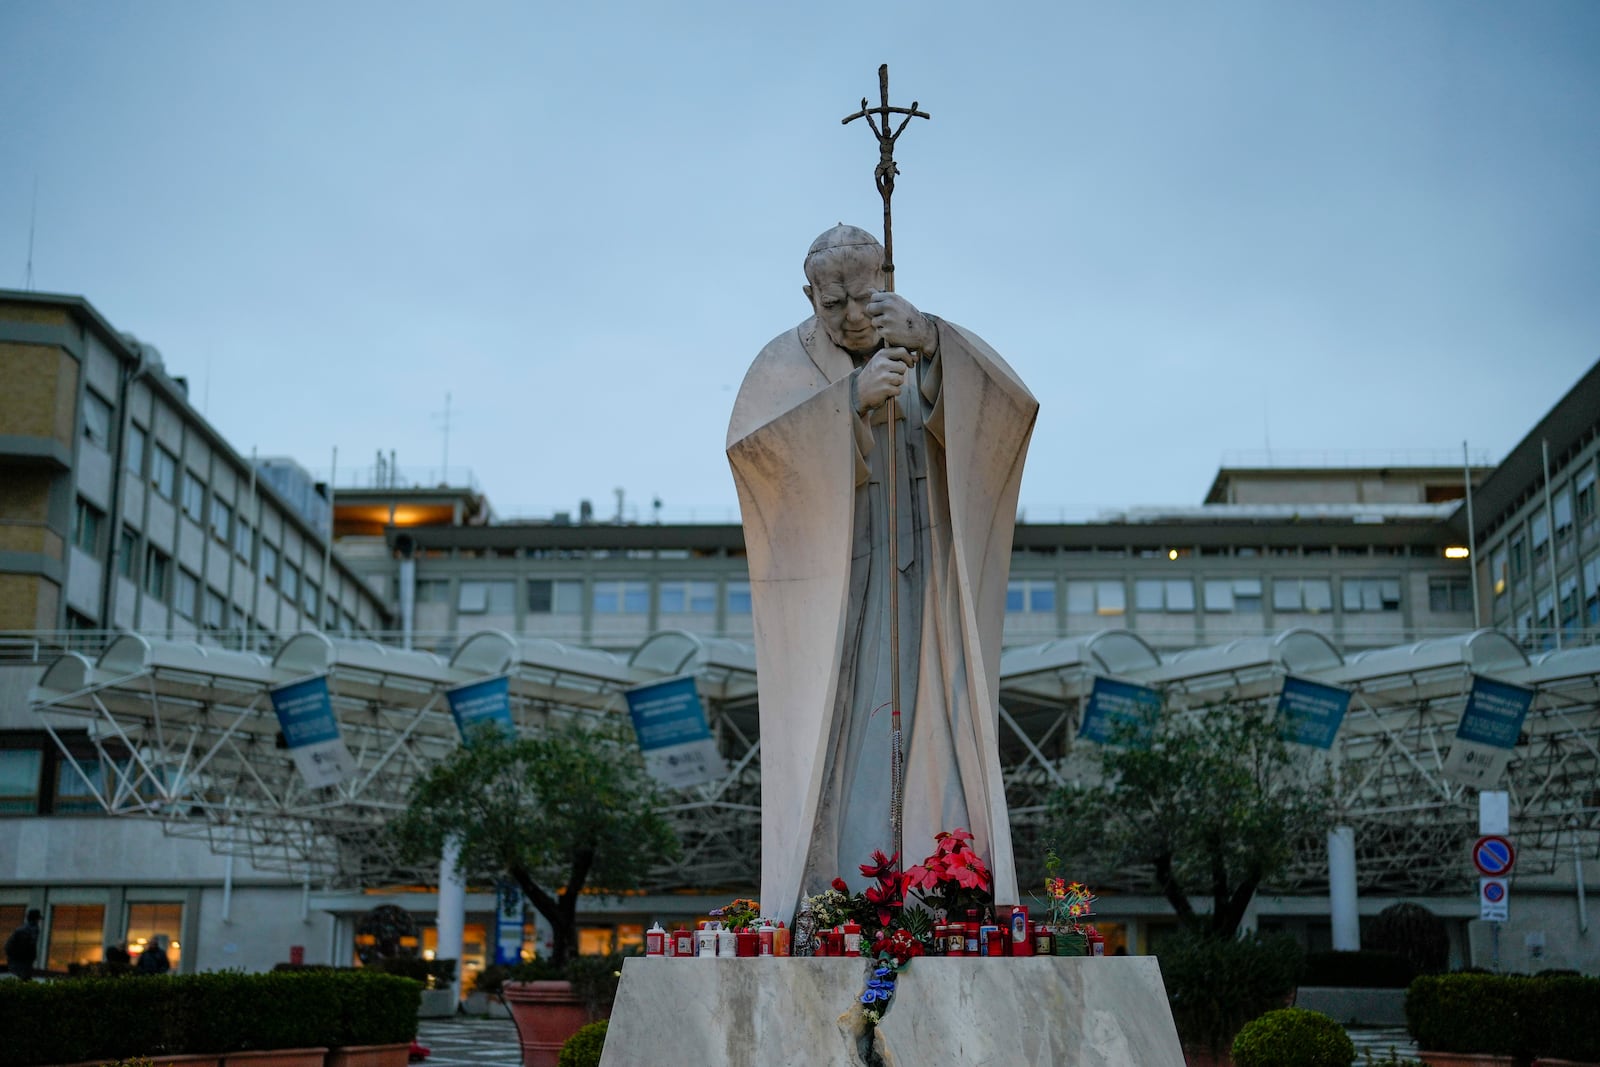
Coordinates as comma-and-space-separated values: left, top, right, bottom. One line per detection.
727, 223, 1038, 923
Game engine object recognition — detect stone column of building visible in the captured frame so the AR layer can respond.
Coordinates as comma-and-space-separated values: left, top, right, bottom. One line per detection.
436, 835, 466, 1001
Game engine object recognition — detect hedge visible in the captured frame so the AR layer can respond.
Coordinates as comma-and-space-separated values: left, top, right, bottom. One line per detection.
1406, 973, 1600, 1063
0, 971, 420, 1067
1157, 929, 1305, 1055
1231, 1007, 1355, 1067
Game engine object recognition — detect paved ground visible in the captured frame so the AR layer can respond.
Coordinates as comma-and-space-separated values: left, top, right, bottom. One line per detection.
418, 1015, 1420, 1064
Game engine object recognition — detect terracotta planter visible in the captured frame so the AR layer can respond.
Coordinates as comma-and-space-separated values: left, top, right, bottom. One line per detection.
324, 1042, 412, 1067
502, 980, 597, 1067
1532, 1060, 1600, 1067
223, 1049, 329, 1067
1418, 1054, 1515, 1067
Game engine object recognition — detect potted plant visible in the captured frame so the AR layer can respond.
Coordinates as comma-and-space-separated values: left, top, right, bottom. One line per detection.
500, 954, 626, 1067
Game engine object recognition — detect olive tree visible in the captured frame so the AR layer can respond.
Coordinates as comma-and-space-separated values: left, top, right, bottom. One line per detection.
1048, 702, 1335, 937
387, 720, 679, 966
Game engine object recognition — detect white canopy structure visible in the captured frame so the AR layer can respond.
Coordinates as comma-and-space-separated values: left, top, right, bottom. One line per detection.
30, 626, 1599, 898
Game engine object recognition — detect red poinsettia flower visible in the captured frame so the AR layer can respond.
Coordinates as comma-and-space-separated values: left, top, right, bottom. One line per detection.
859, 849, 900, 880
902, 863, 940, 892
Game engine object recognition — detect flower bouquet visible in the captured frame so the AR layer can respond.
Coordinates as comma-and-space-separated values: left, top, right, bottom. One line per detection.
709, 897, 761, 930
903, 828, 993, 920
1043, 849, 1097, 956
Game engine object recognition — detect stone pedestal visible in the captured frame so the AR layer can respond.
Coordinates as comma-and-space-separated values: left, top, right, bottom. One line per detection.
598, 956, 1184, 1067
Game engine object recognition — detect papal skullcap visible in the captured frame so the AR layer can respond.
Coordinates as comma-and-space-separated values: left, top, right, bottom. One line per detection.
805, 223, 881, 267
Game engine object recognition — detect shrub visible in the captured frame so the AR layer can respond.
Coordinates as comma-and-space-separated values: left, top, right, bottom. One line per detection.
1406, 973, 1600, 1062
1231, 1007, 1355, 1067
472, 963, 510, 995
1302, 950, 1417, 989
0, 970, 420, 1066
1157, 929, 1305, 1054
1366, 903, 1448, 975
558, 1019, 609, 1067
368, 955, 456, 989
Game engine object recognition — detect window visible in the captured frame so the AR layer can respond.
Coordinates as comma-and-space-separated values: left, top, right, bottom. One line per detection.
282, 562, 300, 602
1577, 466, 1597, 527
302, 579, 320, 615
1134, 579, 1193, 613
0, 749, 42, 814
73, 498, 104, 555
1491, 547, 1508, 597
125, 423, 147, 476
181, 471, 205, 522
1428, 577, 1473, 614
1536, 590, 1555, 634
1585, 555, 1599, 625
323, 598, 340, 631
233, 518, 252, 559
143, 547, 170, 600
593, 581, 649, 614
259, 541, 279, 585
1342, 578, 1402, 613
527, 579, 584, 614
54, 756, 105, 814
210, 496, 232, 543
1554, 489, 1574, 537
657, 580, 717, 614
0, 905, 24, 963
1066, 580, 1126, 616
203, 590, 226, 631
125, 903, 183, 972
1202, 578, 1263, 613
1006, 579, 1056, 614
458, 580, 515, 615
416, 579, 450, 604
1273, 578, 1333, 614
46, 904, 106, 971
1510, 534, 1526, 579
175, 570, 200, 619
118, 527, 138, 580
726, 581, 752, 615
1559, 573, 1579, 630
82, 390, 113, 449
152, 446, 178, 499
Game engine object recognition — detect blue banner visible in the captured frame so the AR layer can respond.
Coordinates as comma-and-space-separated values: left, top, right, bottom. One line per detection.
268, 675, 354, 788
270, 676, 342, 747
1079, 677, 1162, 745
494, 879, 525, 966
1455, 675, 1535, 750
447, 675, 514, 741
625, 675, 712, 750
1277, 676, 1352, 749
625, 675, 722, 788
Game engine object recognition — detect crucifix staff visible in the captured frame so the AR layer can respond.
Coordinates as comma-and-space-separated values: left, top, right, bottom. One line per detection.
842, 64, 929, 872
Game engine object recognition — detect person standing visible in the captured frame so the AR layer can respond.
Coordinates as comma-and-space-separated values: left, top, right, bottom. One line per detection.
4, 909, 42, 980
135, 933, 171, 975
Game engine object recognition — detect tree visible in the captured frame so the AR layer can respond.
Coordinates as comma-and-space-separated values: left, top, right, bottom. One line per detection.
387, 720, 679, 966
1048, 702, 1335, 937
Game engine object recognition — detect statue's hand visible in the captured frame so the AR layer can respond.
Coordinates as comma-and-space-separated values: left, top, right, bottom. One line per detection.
868, 291, 938, 353
856, 347, 916, 412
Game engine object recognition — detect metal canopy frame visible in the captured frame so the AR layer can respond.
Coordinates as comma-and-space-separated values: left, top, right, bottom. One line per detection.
30, 626, 1599, 901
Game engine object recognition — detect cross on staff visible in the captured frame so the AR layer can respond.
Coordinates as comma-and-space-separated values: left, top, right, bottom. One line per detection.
842, 64, 930, 296
842, 64, 929, 873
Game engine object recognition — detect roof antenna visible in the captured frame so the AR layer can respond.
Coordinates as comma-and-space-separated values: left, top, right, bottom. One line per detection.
24, 176, 38, 290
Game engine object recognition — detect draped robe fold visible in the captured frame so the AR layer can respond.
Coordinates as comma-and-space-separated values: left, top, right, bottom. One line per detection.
727, 314, 1037, 923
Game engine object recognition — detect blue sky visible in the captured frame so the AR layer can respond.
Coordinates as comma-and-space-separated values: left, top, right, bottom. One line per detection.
3, 2, 1597, 521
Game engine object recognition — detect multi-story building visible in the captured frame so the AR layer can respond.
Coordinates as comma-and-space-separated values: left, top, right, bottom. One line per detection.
1, 290, 389, 974
2, 288, 1596, 981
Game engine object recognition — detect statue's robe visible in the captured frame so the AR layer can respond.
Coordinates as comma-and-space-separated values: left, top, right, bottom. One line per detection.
727, 314, 1037, 922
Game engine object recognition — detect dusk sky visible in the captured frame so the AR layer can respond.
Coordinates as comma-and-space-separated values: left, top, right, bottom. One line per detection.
3, 2, 1597, 522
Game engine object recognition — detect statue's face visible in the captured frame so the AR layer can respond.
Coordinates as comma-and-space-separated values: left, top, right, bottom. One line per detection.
805, 250, 884, 357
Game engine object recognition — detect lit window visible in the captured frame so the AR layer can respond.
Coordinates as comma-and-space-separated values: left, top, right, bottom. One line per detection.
46, 904, 106, 971
125, 902, 184, 972
1491, 548, 1508, 597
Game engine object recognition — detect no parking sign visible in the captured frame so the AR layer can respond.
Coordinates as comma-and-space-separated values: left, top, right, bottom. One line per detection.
1480, 877, 1510, 923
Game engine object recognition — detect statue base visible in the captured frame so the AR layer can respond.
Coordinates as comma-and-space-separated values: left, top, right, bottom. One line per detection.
597, 956, 1185, 1067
